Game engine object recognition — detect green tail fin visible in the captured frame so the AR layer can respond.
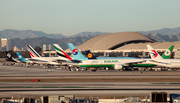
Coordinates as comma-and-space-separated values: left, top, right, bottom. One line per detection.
162, 45, 174, 59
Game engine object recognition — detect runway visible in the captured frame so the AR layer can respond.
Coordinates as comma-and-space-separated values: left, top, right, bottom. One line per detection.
1, 65, 180, 97
1, 65, 180, 79
1, 82, 180, 96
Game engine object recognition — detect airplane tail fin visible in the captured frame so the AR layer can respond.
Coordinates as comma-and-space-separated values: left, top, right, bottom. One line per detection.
53, 44, 72, 60
162, 45, 174, 59
26, 45, 41, 58
5, 52, 17, 62
16, 52, 25, 60
67, 43, 87, 60
6, 52, 12, 59
85, 50, 97, 59
146, 44, 163, 60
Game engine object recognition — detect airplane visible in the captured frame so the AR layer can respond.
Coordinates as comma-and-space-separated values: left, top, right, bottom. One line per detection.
67, 43, 145, 70
67, 43, 138, 60
67, 43, 174, 70
68, 43, 174, 69
5, 52, 32, 67
26, 45, 70, 68
146, 44, 180, 68
133, 45, 174, 67
16, 52, 31, 63
5, 52, 21, 63
85, 45, 174, 68
83, 45, 174, 67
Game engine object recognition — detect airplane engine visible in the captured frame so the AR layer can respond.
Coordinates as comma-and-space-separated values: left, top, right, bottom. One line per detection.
114, 64, 123, 70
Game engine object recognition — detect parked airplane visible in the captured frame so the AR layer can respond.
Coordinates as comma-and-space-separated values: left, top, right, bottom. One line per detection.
146, 44, 179, 68
5, 52, 31, 67
26, 45, 70, 68
84, 45, 173, 69
133, 45, 174, 67
67, 43, 145, 70
85, 45, 173, 68
16, 52, 31, 63
5, 52, 21, 63
68, 43, 174, 69
67, 43, 137, 60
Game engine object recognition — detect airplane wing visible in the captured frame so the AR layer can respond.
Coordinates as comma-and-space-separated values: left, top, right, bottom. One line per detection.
122, 59, 146, 66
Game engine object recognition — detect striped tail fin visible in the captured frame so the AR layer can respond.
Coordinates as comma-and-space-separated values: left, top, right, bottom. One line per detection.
26, 45, 41, 58
53, 44, 72, 60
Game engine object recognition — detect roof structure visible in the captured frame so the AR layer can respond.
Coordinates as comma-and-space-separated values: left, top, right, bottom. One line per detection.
78, 32, 155, 50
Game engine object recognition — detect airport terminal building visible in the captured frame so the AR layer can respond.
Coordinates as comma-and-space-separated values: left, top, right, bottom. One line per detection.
44, 32, 180, 58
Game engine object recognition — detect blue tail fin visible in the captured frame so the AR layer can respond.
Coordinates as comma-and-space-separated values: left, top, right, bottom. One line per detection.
85, 50, 97, 59
16, 52, 25, 60
67, 43, 87, 60
16, 52, 30, 63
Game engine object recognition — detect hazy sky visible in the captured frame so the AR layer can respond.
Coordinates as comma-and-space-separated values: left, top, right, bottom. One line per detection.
1, 0, 180, 35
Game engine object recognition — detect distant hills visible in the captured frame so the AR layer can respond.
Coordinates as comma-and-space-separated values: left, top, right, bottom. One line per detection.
0, 29, 65, 39
11, 35, 99, 50
0, 29, 107, 39
71, 31, 108, 37
1, 27, 180, 50
139, 27, 180, 35
145, 33, 180, 42
1, 27, 180, 39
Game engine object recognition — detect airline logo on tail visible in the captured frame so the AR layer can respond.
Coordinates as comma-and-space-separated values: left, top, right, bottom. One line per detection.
88, 53, 93, 58
151, 50, 158, 58
19, 55, 22, 58
72, 49, 78, 55
7, 53, 11, 58
164, 50, 171, 56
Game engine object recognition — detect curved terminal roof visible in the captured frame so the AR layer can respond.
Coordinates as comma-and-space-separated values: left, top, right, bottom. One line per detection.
78, 32, 155, 50
116, 41, 180, 50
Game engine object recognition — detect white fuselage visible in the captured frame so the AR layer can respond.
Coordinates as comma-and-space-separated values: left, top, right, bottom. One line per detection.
78, 59, 145, 68
28, 57, 70, 65
149, 59, 180, 68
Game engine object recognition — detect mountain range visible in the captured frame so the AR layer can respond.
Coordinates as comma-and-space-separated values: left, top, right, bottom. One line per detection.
1, 27, 180, 50
0, 29, 107, 39
1, 27, 180, 39
139, 27, 180, 35
0, 29, 64, 39
11, 35, 99, 50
